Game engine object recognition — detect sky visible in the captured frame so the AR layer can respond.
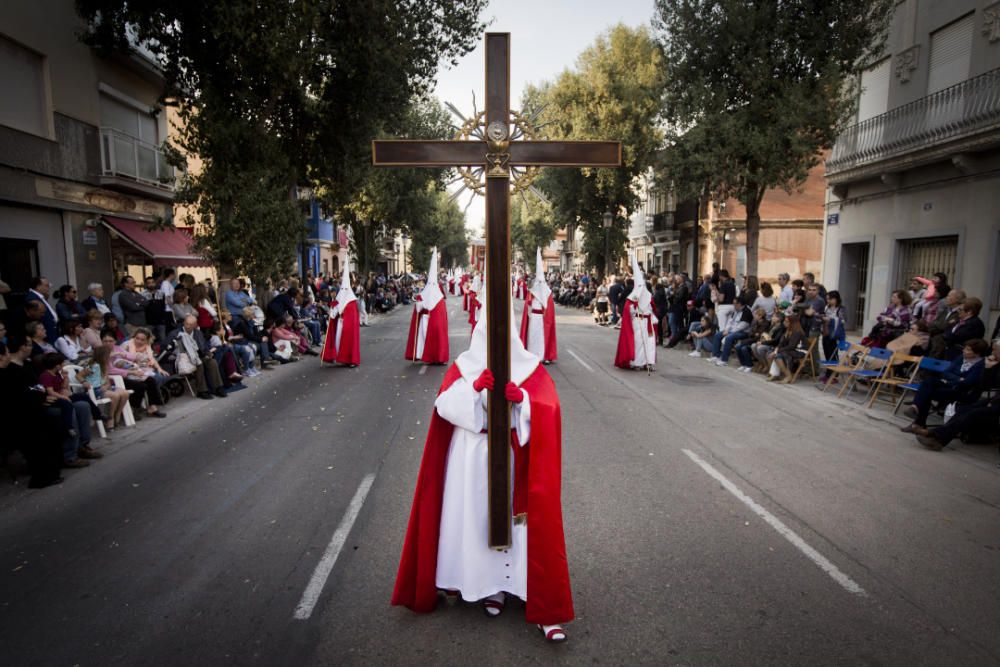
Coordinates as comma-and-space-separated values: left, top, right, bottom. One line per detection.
432, 0, 656, 235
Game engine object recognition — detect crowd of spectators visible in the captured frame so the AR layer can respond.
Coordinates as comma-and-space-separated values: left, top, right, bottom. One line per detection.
539, 263, 999, 453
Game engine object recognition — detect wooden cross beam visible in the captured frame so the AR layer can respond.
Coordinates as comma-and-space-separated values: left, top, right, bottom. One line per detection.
373, 33, 621, 548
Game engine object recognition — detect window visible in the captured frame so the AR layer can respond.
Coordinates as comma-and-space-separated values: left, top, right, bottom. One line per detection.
0, 238, 40, 293
100, 93, 158, 143
0, 35, 48, 137
894, 236, 959, 292
928, 14, 974, 94
858, 58, 891, 122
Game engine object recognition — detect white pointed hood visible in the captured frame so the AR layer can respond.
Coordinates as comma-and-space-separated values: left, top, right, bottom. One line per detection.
470, 273, 482, 297
335, 263, 357, 315
419, 248, 444, 311
627, 255, 652, 313
456, 273, 540, 386
528, 247, 552, 303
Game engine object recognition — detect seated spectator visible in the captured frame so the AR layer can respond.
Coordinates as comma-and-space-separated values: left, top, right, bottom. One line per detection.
298, 295, 323, 345
81, 309, 104, 352
735, 308, 769, 373
225, 277, 255, 326
710, 300, 753, 367
272, 314, 312, 356
103, 313, 126, 344
165, 315, 227, 398
0, 337, 65, 487
55, 319, 92, 363
81, 283, 111, 315
220, 312, 260, 377
912, 338, 1000, 450
901, 338, 989, 433
687, 315, 717, 358
123, 328, 170, 380
267, 286, 299, 321
76, 344, 129, 431
37, 352, 103, 461
766, 314, 805, 383
861, 290, 912, 349
55, 284, 87, 323
27, 321, 57, 360
233, 306, 275, 368
886, 320, 930, 359
751, 311, 786, 373
102, 331, 167, 417
930, 297, 986, 360
170, 287, 197, 323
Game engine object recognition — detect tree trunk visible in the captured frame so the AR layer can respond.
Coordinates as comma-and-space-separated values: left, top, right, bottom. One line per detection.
744, 186, 764, 278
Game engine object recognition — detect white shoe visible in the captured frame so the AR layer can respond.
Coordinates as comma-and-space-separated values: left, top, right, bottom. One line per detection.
539, 624, 567, 643
688, 351, 701, 357
714, 359, 727, 367
706, 356, 718, 362
740, 366, 752, 373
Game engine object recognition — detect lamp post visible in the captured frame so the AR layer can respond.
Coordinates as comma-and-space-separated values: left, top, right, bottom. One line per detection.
603, 210, 613, 278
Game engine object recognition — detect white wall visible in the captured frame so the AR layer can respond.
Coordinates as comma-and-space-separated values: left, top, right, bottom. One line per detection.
0, 204, 69, 287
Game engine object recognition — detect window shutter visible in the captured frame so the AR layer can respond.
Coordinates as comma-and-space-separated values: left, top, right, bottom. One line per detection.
928, 14, 974, 94
858, 58, 891, 122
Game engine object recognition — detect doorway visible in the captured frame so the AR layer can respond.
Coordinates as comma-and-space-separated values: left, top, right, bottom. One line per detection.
839, 242, 870, 331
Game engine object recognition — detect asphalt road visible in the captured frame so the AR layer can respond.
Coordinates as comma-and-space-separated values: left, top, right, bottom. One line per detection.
1, 295, 998, 666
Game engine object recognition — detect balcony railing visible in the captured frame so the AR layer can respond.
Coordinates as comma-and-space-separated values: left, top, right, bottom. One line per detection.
827, 68, 1000, 175
99, 126, 175, 192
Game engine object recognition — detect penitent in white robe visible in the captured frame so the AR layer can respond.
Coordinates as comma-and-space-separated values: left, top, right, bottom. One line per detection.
526, 311, 545, 359
415, 302, 429, 359
434, 376, 532, 602
631, 308, 657, 368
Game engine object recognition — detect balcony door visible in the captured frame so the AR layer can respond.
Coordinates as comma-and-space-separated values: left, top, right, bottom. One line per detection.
927, 14, 974, 129
100, 92, 160, 182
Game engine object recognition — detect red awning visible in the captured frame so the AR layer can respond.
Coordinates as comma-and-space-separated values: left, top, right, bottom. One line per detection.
101, 216, 212, 268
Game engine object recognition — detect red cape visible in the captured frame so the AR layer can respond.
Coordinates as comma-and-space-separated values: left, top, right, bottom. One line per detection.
614, 299, 637, 368
391, 363, 573, 624
404, 299, 449, 364
321, 300, 361, 365
519, 292, 558, 362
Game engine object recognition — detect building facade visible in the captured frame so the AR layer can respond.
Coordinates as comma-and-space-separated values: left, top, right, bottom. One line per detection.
298, 199, 348, 279
0, 2, 209, 305
824, 0, 1000, 333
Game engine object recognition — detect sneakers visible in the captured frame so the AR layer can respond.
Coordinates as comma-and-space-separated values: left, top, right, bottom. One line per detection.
739, 366, 753, 373
706, 356, 719, 362
688, 351, 701, 358
714, 359, 728, 367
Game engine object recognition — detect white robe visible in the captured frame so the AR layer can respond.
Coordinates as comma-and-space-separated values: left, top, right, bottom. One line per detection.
630, 307, 657, 368
334, 315, 343, 351
414, 301, 429, 359
526, 311, 545, 359
434, 376, 532, 602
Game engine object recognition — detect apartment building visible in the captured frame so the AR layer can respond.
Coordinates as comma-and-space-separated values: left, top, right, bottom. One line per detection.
824, 0, 1000, 332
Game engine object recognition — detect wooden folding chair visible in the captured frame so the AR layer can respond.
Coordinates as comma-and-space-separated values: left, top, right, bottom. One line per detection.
866, 353, 923, 409
891, 357, 953, 416
819, 342, 868, 392
789, 336, 818, 383
837, 348, 894, 400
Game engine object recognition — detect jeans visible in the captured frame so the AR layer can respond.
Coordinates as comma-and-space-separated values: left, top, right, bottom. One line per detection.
711, 331, 747, 362
233, 341, 256, 370
303, 319, 321, 345
47, 401, 91, 462
931, 399, 1000, 443
694, 336, 713, 353
736, 341, 755, 367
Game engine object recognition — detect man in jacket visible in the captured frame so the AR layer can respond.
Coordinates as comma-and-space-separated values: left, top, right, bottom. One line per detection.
608, 277, 625, 328
24, 276, 58, 343
118, 276, 149, 336
166, 315, 226, 398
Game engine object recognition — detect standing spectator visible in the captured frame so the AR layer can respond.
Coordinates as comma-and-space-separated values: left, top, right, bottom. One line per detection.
55, 285, 87, 323
752, 282, 777, 319
776, 273, 793, 303
191, 283, 218, 333
142, 275, 168, 343
740, 275, 759, 307
666, 274, 690, 346
819, 291, 847, 383
802, 272, 826, 300
81, 283, 111, 315
25, 276, 59, 343
594, 279, 610, 325
159, 268, 177, 312
715, 269, 736, 332
652, 279, 668, 345
170, 287, 196, 323
693, 274, 712, 309
608, 276, 625, 328
118, 276, 149, 336
110, 281, 125, 322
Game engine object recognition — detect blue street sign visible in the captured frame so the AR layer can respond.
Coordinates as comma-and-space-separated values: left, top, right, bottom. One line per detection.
827, 213, 839, 226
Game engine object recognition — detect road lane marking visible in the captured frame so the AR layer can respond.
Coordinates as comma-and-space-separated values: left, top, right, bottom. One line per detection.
681, 449, 866, 597
418, 365, 428, 375
293, 473, 377, 619
567, 348, 594, 372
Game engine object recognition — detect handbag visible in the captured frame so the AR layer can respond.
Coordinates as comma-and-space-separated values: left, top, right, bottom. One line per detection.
176, 351, 197, 376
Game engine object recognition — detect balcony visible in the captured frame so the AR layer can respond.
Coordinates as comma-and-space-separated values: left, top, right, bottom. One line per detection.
99, 127, 176, 199
827, 68, 1000, 182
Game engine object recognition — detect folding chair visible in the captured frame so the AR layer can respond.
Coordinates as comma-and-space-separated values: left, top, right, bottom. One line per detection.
789, 336, 818, 383
819, 342, 868, 392
891, 357, 953, 416
837, 348, 894, 400
66, 364, 112, 439
866, 353, 923, 409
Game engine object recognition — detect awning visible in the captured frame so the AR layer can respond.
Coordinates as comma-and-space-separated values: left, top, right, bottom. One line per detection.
101, 215, 212, 268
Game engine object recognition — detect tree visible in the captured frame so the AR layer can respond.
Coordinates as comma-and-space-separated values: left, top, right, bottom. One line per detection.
653, 0, 894, 276
511, 196, 559, 265
408, 193, 469, 271
76, 0, 487, 284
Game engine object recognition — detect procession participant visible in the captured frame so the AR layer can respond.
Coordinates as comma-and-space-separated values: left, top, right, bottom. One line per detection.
520, 248, 557, 364
614, 256, 657, 370
320, 265, 361, 367
405, 249, 449, 364
462, 270, 472, 312
513, 270, 527, 300
392, 290, 573, 643
467, 273, 483, 331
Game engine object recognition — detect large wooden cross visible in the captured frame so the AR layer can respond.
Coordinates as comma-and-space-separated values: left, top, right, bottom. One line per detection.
373, 33, 620, 548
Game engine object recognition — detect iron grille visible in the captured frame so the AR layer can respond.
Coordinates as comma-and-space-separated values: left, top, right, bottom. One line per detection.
894, 236, 959, 292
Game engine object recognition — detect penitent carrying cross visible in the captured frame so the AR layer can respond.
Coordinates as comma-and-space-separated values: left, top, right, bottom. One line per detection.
372, 33, 620, 549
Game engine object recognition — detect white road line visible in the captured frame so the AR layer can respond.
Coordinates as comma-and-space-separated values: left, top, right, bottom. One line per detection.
418, 365, 428, 375
681, 449, 866, 597
293, 473, 377, 620
567, 348, 594, 372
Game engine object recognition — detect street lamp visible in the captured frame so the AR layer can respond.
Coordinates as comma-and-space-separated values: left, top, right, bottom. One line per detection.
603, 210, 613, 278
